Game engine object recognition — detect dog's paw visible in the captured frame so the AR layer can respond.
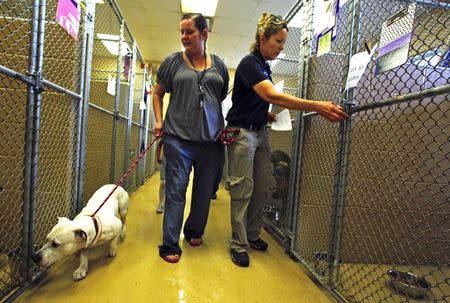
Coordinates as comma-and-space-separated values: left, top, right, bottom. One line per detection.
120, 226, 127, 238
73, 268, 87, 281
108, 249, 117, 257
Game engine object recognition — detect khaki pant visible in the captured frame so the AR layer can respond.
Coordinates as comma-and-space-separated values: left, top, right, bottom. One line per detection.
227, 128, 272, 252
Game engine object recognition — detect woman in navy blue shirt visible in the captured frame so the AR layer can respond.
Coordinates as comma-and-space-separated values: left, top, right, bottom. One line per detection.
226, 13, 347, 267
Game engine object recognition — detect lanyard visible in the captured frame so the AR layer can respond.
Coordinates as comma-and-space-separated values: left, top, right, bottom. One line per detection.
186, 52, 207, 108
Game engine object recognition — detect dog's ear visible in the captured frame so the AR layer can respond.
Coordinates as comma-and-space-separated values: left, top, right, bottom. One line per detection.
74, 229, 87, 243
57, 217, 70, 224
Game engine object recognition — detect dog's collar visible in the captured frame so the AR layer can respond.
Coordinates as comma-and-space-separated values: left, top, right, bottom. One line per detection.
90, 216, 102, 246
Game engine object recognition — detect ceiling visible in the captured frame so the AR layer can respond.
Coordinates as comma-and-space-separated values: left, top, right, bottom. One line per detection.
115, 0, 299, 69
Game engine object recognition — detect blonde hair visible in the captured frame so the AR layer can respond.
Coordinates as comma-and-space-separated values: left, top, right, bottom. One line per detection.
250, 13, 288, 53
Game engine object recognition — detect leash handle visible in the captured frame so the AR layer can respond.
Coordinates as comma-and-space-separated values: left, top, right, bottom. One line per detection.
220, 128, 240, 145
91, 135, 159, 217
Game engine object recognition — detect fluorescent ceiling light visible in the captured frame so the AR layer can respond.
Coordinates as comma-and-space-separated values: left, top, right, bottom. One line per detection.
181, 0, 218, 17
97, 33, 131, 56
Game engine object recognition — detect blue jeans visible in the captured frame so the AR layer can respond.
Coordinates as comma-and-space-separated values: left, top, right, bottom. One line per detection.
159, 135, 224, 256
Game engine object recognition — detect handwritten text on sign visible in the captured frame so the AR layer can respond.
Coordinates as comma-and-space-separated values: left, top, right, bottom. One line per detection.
345, 45, 377, 90
56, 0, 80, 40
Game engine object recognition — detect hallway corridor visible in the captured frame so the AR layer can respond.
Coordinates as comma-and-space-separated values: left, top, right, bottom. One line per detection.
16, 173, 335, 303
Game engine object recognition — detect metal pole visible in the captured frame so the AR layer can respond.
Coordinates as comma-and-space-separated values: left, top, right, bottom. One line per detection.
348, 84, 450, 114
140, 68, 148, 183
22, 0, 40, 285
0, 65, 34, 85
41, 79, 82, 99
142, 68, 150, 179
89, 102, 115, 115
401, 0, 450, 9
286, 0, 307, 255
302, 83, 450, 118
124, 41, 136, 190
327, 0, 361, 287
27, 0, 47, 283
110, 20, 124, 183
76, 0, 96, 213
287, 0, 314, 258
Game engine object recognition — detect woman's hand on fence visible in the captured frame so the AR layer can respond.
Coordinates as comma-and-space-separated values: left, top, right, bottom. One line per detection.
314, 101, 348, 122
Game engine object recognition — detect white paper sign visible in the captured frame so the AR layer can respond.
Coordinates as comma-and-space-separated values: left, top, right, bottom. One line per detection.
268, 80, 285, 113
271, 109, 292, 131
274, 80, 284, 93
376, 3, 415, 74
139, 99, 147, 110
345, 45, 377, 90
107, 75, 116, 96
222, 95, 232, 126
313, 0, 337, 36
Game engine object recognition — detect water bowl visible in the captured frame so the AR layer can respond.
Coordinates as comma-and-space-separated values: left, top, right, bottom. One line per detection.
387, 269, 431, 298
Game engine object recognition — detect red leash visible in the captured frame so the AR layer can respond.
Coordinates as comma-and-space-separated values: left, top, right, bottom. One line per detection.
91, 135, 159, 217
220, 128, 240, 145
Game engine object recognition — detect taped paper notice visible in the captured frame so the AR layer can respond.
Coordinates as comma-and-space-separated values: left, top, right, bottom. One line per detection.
376, 3, 416, 74
56, 0, 80, 40
139, 99, 146, 110
222, 95, 232, 126
124, 53, 131, 80
107, 75, 116, 96
271, 109, 292, 131
274, 80, 285, 93
317, 30, 332, 57
345, 45, 378, 90
314, 0, 338, 37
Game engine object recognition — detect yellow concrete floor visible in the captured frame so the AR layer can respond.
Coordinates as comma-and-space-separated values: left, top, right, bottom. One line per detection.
16, 173, 335, 303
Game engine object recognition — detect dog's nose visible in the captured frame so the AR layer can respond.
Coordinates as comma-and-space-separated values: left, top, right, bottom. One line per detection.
31, 252, 41, 263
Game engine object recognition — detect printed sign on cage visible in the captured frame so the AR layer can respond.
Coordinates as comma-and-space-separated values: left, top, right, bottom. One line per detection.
375, 3, 416, 74
314, 0, 339, 56
345, 44, 378, 90
56, 0, 81, 40
124, 53, 132, 81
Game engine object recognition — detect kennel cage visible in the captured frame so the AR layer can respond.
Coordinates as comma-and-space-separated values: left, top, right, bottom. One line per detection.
0, 0, 156, 301
267, 0, 449, 302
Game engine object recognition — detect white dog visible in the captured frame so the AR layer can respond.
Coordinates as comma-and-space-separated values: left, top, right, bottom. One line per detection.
31, 185, 129, 281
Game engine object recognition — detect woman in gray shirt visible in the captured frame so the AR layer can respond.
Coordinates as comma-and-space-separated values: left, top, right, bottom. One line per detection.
153, 13, 229, 263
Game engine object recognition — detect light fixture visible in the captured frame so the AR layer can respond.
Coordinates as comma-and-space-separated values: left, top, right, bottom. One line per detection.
181, 0, 218, 17
97, 33, 131, 56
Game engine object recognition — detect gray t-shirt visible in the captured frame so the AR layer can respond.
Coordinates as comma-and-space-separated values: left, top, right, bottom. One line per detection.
157, 52, 229, 142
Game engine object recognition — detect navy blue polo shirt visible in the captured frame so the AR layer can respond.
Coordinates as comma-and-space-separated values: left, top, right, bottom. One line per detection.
226, 51, 272, 126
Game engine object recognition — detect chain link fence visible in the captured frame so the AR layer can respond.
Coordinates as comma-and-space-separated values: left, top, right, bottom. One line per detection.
0, 0, 34, 299
267, 0, 449, 302
0, 0, 156, 301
